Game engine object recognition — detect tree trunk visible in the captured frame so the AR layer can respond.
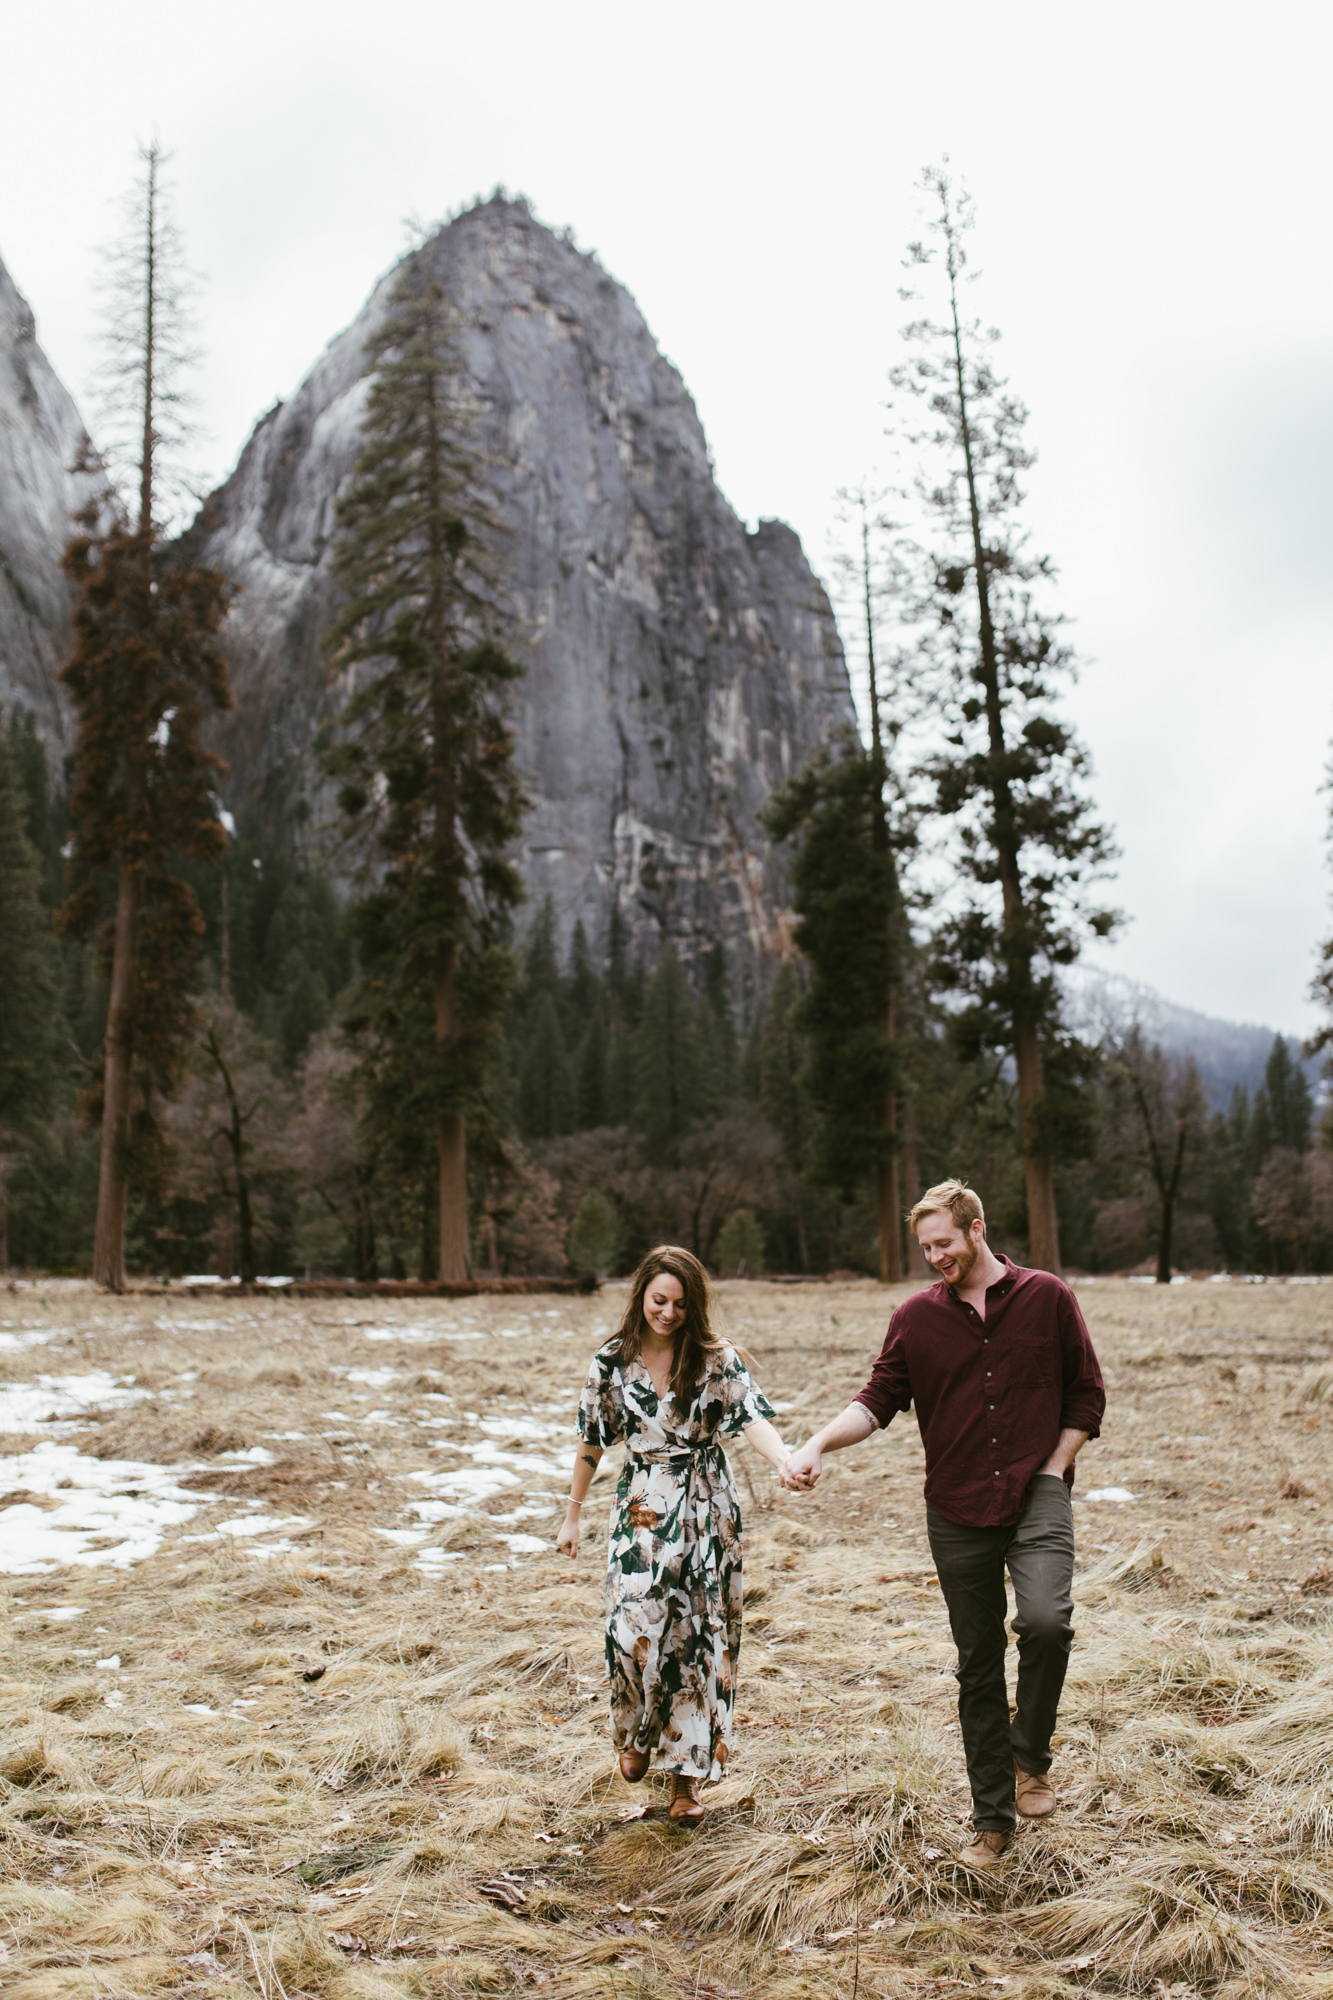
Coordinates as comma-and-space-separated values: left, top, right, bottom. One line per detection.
419, 1177, 438, 1282
438, 1111, 469, 1281
944, 232, 1063, 1279
1156, 1196, 1174, 1285
93, 863, 141, 1290
435, 939, 469, 1282
901, 1117, 929, 1277
794, 1182, 809, 1274
877, 1157, 903, 1283
1014, 1016, 1061, 1274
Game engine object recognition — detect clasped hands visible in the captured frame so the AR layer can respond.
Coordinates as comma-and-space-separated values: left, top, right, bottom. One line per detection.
776, 1443, 821, 1493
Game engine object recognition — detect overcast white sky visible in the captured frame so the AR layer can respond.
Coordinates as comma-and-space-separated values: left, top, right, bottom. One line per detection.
3, 0, 1330, 1033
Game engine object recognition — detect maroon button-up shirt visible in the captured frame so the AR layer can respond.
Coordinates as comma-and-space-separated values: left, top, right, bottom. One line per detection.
853, 1257, 1105, 1528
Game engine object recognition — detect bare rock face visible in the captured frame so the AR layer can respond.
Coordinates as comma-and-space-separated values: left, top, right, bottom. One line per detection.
196, 199, 855, 993
0, 254, 101, 741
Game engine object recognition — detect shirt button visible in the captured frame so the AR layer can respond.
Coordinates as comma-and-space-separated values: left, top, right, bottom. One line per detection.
993, 1470, 999, 1477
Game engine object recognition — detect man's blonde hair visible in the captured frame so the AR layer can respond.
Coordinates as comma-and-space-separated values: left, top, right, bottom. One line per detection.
908, 1179, 985, 1237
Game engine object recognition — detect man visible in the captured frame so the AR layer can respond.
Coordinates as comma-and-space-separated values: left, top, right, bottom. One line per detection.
782, 1179, 1105, 1867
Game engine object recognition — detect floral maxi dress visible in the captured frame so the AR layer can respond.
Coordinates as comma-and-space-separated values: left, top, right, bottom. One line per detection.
577, 1341, 775, 1781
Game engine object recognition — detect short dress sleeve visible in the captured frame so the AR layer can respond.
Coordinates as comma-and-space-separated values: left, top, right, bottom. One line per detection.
577, 1346, 626, 1449
715, 1346, 777, 1438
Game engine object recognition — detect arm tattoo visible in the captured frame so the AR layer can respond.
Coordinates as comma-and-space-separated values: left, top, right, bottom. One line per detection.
580, 1453, 598, 1469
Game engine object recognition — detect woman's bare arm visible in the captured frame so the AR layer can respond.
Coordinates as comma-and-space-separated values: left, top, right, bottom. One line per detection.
556, 1442, 604, 1558
740, 1415, 791, 1476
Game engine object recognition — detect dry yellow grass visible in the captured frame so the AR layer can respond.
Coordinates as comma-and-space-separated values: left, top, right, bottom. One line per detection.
2, 1275, 1333, 1998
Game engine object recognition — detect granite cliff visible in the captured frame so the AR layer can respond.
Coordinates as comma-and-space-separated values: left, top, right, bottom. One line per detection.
193, 198, 856, 998
0, 253, 103, 742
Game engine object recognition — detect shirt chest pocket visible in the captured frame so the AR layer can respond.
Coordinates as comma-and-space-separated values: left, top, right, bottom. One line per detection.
988, 1336, 1052, 1397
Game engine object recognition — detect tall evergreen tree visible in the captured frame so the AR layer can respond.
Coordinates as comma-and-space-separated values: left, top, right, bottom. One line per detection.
60, 143, 233, 1289
519, 995, 576, 1140
702, 943, 740, 1102
634, 945, 706, 1158
1262, 1036, 1311, 1153
758, 958, 813, 1270
0, 721, 63, 1269
575, 993, 611, 1129
893, 166, 1116, 1274
764, 734, 903, 1269
324, 245, 526, 1280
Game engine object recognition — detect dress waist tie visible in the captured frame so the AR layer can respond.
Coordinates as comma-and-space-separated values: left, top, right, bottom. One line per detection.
624, 1441, 728, 1592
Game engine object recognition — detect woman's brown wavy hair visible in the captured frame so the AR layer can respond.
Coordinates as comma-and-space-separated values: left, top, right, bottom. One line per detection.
614, 1244, 723, 1405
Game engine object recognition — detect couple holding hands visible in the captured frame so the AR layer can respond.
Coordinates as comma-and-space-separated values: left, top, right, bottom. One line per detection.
556, 1180, 1105, 1861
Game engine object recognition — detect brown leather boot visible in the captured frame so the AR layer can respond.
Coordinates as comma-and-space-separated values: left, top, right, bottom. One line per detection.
619, 1747, 650, 1783
958, 1828, 1011, 1868
669, 1773, 705, 1825
1014, 1764, 1056, 1817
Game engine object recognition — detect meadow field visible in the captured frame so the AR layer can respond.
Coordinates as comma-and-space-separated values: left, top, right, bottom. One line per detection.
2, 1275, 1333, 1999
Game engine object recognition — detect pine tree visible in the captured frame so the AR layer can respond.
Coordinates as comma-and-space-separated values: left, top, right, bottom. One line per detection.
518, 995, 576, 1140
634, 945, 706, 1159
0, 720, 63, 1269
60, 143, 233, 1290
757, 959, 813, 1270
893, 166, 1116, 1274
764, 737, 902, 1258
567, 920, 600, 1036
324, 244, 526, 1280
1263, 1036, 1311, 1153
575, 993, 611, 1129
702, 943, 740, 1102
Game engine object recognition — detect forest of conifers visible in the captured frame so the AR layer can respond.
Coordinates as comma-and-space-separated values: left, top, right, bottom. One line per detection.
4, 156, 1333, 1289
1, 694, 1328, 1283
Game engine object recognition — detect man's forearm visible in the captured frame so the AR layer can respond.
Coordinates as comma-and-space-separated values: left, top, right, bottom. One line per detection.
815, 1402, 878, 1453
1038, 1427, 1089, 1477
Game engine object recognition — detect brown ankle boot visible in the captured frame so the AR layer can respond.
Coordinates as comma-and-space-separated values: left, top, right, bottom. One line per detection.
958, 1828, 1011, 1868
619, 1747, 649, 1783
669, 1773, 705, 1825
1014, 1764, 1056, 1817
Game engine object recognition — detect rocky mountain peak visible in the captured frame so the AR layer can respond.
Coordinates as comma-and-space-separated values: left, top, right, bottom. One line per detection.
0, 253, 104, 741
195, 197, 857, 1000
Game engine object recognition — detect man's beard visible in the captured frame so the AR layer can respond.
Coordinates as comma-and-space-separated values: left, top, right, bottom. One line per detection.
942, 1237, 980, 1288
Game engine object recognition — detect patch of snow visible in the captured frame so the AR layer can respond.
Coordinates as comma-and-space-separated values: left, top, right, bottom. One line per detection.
0, 1371, 149, 1432
32, 1604, 88, 1621
0, 1441, 204, 1572
376, 1527, 428, 1546
410, 1466, 523, 1504
498, 1532, 549, 1553
344, 1367, 399, 1387
1083, 1487, 1138, 1504
97, 1655, 120, 1669
214, 1514, 312, 1539
362, 1322, 459, 1344
477, 1416, 560, 1442
219, 1446, 276, 1465
182, 1703, 215, 1716
0, 1324, 61, 1354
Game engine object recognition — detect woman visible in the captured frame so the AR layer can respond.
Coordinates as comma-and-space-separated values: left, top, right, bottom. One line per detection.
556, 1244, 792, 1825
